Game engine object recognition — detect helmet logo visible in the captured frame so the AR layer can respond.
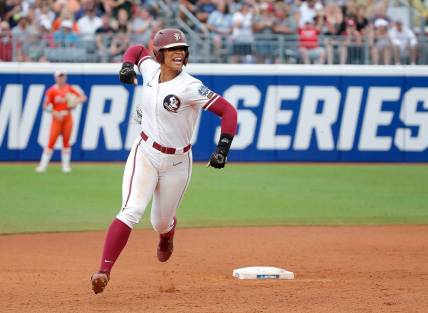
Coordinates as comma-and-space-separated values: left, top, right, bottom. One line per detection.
174, 32, 181, 41
163, 95, 181, 113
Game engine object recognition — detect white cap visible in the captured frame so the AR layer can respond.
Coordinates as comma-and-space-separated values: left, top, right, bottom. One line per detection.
61, 20, 73, 29
54, 70, 66, 77
374, 18, 388, 28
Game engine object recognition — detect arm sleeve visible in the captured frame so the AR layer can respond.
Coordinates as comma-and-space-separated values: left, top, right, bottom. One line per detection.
206, 96, 238, 136
123, 45, 151, 66
123, 44, 159, 82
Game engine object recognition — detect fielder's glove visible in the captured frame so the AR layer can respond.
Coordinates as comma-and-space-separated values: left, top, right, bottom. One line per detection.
119, 62, 136, 84
209, 133, 234, 169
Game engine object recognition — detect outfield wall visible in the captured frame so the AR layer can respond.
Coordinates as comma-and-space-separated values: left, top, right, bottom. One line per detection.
1, 63, 427, 162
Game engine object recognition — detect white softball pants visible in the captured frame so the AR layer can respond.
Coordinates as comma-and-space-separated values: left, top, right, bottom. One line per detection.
116, 137, 192, 234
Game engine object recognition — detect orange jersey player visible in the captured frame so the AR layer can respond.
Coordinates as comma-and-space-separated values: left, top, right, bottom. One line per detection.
36, 71, 87, 173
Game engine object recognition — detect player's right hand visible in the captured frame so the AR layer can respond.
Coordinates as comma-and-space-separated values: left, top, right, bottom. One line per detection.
119, 62, 137, 85
207, 133, 234, 169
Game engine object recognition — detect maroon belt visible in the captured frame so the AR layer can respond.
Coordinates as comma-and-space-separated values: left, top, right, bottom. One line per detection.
140, 131, 191, 155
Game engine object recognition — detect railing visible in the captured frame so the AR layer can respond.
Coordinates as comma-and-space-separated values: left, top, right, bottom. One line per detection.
1, 33, 428, 65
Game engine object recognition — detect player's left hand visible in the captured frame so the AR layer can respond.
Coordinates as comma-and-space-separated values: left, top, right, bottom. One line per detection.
119, 62, 137, 85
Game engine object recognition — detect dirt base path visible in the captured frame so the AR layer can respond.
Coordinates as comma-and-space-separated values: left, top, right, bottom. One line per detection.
1, 226, 427, 313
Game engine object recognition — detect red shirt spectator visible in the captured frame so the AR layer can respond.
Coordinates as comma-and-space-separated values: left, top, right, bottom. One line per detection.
298, 22, 320, 49
0, 21, 13, 61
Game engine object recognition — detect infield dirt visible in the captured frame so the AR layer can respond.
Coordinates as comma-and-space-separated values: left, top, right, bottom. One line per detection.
1, 226, 427, 313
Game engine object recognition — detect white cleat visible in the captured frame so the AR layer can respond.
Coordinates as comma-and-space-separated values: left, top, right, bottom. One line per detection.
35, 166, 46, 173
62, 167, 72, 173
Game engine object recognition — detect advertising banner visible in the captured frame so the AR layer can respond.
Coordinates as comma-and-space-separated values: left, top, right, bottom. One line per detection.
1, 63, 427, 162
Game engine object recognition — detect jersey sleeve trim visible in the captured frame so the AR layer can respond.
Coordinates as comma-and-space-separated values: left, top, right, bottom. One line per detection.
202, 94, 219, 110
137, 55, 153, 70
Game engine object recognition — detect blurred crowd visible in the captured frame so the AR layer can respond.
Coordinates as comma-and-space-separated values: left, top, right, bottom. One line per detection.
0, 0, 426, 64
0, 0, 163, 62
192, 0, 423, 64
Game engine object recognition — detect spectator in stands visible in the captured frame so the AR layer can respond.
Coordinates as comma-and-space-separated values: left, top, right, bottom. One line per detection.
40, 17, 55, 48
370, 18, 391, 65
109, 27, 130, 62
389, 20, 418, 65
75, 0, 102, 20
272, 2, 299, 63
272, 3, 298, 36
54, 19, 79, 47
323, 3, 343, 64
52, 0, 81, 16
3, 0, 24, 28
231, 1, 254, 63
103, 7, 131, 62
195, 0, 217, 24
34, 1, 55, 30
95, 13, 115, 62
110, 0, 133, 20
115, 8, 132, 33
51, 8, 79, 32
356, 0, 376, 19
130, 6, 155, 45
11, 13, 30, 60
21, 27, 47, 62
298, 18, 325, 64
206, 0, 233, 62
341, 0, 357, 22
253, 2, 276, 63
339, 18, 363, 64
0, 21, 13, 61
369, 1, 389, 25
298, 0, 323, 27
354, 5, 369, 35
142, 0, 160, 18
77, 5, 102, 40
11, 13, 30, 43
94, 0, 114, 16
324, 2, 343, 33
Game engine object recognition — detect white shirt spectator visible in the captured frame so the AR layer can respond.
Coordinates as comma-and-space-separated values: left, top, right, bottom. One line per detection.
299, 0, 323, 26
77, 12, 102, 40
232, 10, 253, 43
389, 23, 417, 50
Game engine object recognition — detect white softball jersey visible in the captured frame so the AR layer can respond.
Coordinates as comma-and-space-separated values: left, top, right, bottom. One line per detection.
137, 56, 218, 150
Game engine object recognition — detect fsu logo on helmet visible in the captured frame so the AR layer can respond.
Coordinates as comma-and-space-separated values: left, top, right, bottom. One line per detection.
174, 32, 181, 41
163, 95, 181, 113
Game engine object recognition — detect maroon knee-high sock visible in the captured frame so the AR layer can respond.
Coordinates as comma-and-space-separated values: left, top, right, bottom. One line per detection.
99, 218, 132, 274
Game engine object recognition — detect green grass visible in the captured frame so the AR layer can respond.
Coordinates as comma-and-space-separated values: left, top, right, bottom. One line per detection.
0, 163, 427, 234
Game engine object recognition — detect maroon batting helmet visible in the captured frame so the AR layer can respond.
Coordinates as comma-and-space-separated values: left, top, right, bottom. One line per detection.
153, 28, 190, 65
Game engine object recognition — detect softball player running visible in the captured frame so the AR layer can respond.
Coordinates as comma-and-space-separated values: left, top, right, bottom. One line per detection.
91, 28, 238, 294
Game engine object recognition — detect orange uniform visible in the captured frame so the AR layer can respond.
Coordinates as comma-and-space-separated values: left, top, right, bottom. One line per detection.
44, 84, 81, 149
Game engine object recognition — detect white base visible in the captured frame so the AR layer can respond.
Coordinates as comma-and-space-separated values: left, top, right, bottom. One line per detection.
233, 266, 294, 280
